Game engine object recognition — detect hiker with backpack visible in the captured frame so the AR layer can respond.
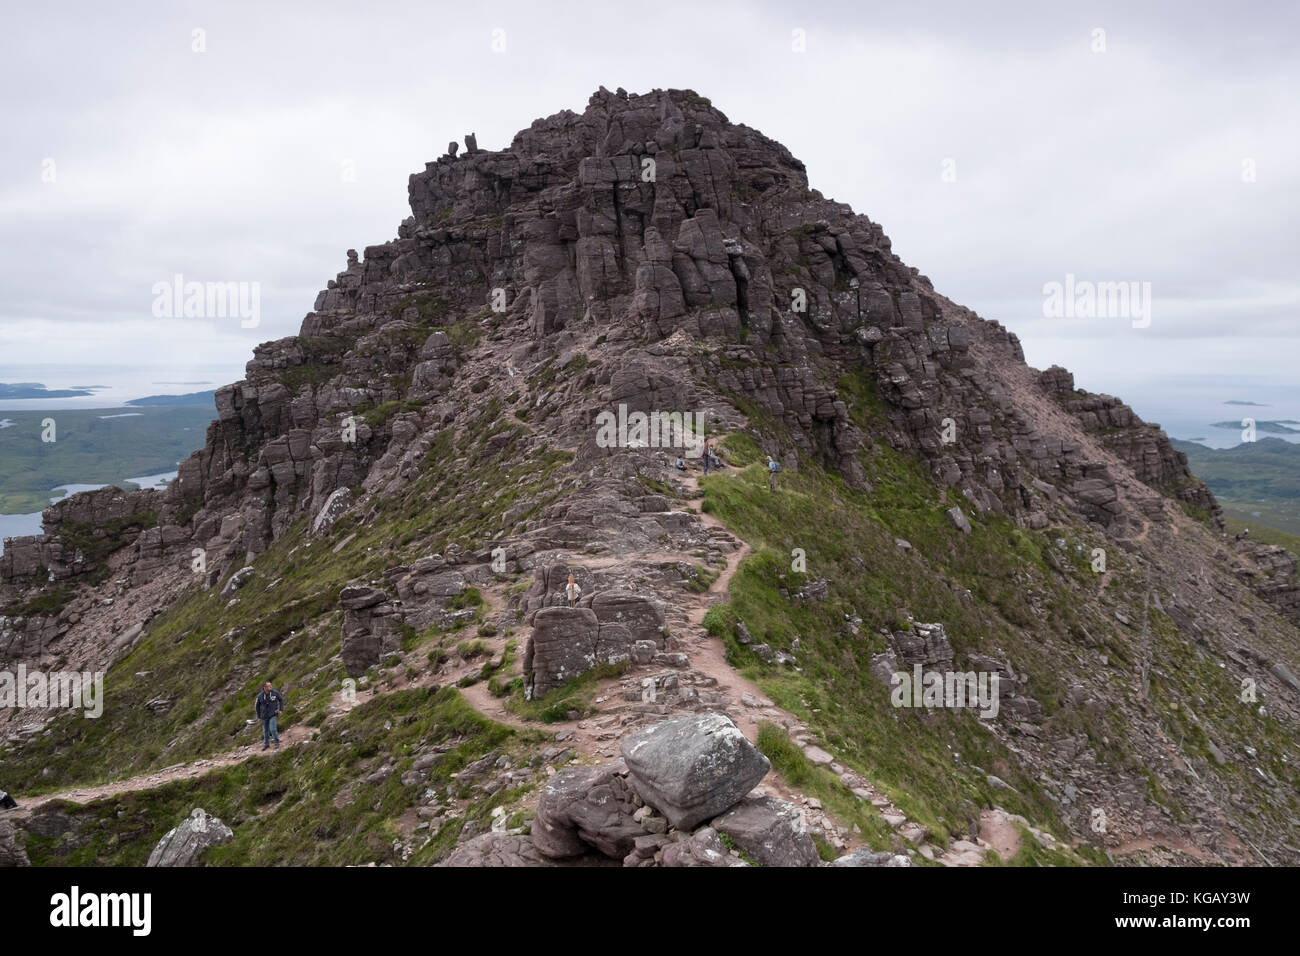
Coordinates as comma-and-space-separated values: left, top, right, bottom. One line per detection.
255, 681, 285, 749
767, 455, 781, 492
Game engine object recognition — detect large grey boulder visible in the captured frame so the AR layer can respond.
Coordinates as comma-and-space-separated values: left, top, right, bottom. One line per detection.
945, 506, 972, 534
220, 566, 255, 599
531, 760, 646, 860
621, 713, 770, 829
147, 808, 233, 867
713, 795, 819, 867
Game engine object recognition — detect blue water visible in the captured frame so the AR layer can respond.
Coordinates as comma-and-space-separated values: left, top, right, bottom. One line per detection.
0, 472, 176, 556
1111, 377, 1300, 450
0, 364, 237, 411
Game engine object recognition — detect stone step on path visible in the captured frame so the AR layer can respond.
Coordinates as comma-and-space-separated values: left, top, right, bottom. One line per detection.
788, 723, 1012, 865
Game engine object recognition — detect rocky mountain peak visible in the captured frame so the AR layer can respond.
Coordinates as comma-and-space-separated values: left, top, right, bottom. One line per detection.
2, 89, 1295, 870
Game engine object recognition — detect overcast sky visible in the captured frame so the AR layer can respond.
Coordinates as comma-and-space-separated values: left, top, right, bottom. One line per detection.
1, 0, 1296, 405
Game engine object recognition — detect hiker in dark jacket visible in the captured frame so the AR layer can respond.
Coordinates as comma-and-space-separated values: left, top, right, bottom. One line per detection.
255, 681, 285, 748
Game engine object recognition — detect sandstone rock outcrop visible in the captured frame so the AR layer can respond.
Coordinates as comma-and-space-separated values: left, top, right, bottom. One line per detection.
712, 795, 819, 867
146, 808, 233, 867
340, 584, 402, 676
531, 760, 646, 859
0, 819, 30, 867
523, 606, 600, 699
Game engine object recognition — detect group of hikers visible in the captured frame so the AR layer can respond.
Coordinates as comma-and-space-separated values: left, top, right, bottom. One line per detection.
670, 439, 783, 492
672, 438, 726, 475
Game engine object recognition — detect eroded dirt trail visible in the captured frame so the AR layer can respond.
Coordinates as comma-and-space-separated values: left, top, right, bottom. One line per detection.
12, 722, 317, 816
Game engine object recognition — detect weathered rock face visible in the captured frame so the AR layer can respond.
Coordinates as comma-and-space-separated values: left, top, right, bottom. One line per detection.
0, 819, 30, 867
660, 826, 747, 867
146, 808, 234, 867
621, 712, 770, 829
1041, 374, 1220, 522
1233, 541, 1300, 622
389, 558, 467, 631
712, 795, 819, 867
340, 584, 402, 676
439, 831, 607, 867
521, 563, 596, 621
523, 606, 599, 698
590, 590, 666, 648
1, 488, 164, 585
531, 760, 649, 860
870, 620, 956, 687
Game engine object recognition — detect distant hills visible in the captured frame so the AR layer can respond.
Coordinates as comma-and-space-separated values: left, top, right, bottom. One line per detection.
0, 381, 98, 399
1175, 437, 1300, 534
126, 389, 217, 407
0, 382, 218, 406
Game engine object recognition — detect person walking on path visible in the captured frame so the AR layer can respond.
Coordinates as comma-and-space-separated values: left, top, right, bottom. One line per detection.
702, 440, 712, 475
767, 455, 780, 492
255, 681, 285, 749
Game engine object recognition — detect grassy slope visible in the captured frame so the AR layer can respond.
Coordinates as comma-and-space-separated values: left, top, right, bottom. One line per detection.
700, 432, 1110, 860
692, 369, 1296, 863
23, 687, 531, 866
0, 399, 570, 797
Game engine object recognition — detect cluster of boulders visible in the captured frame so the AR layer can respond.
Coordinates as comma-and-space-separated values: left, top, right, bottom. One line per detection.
520, 562, 667, 698
448, 713, 913, 868
453, 714, 825, 867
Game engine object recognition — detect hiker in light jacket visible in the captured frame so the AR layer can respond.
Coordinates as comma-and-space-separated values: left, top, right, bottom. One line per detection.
255, 681, 285, 748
